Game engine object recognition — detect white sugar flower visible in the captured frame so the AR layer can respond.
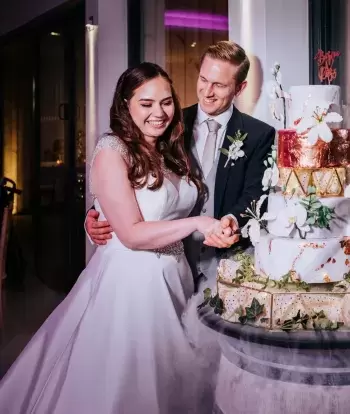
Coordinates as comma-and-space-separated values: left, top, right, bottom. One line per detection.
262, 163, 279, 191
344, 185, 350, 198
275, 69, 282, 85
241, 195, 276, 246
266, 80, 280, 99
265, 80, 291, 101
255, 194, 267, 217
271, 62, 282, 83
241, 219, 261, 246
276, 203, 311, 237
296, 103, 343, 145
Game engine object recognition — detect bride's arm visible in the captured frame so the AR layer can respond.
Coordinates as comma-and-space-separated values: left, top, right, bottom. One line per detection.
91, 147, 212, 250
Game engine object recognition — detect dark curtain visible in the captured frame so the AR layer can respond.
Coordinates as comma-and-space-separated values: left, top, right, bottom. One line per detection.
128, 0, 143, 66
308, 0, 347, 87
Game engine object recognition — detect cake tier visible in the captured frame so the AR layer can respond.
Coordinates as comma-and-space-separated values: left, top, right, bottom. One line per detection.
278, 129, 350, 168
216, 276, 350, 331
279, 167, 346, 197
254, 234, 350, 283
288, 85, 341, 128
267, 192, 350, 238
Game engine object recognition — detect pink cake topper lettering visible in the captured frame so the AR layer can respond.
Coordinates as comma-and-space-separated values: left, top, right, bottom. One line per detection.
314, 49, 341, 84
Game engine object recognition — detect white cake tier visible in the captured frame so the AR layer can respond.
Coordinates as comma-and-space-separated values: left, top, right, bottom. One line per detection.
267, 192, 350, 238
288, 85, 341, 128
255, 234, 349, 283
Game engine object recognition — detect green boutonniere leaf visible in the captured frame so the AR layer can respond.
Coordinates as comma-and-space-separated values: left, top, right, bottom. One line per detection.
219, 148, 230, 156
227, 135, 236, 144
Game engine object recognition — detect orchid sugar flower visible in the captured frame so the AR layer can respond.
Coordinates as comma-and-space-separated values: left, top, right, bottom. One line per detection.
265, 62, 290, 128
275, 202, 311, 237
262, 146, 279, 192
296, 101, 343, 145
241, 195, 276, 246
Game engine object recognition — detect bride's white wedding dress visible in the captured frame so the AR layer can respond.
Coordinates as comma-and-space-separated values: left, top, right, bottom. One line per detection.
0, 136, 205, 414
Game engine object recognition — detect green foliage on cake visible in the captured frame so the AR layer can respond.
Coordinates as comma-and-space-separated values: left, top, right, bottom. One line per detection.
235, 298, 265, 325
300, 186, 335, 230
278, 309, 342, 332
198, 288, 225, 316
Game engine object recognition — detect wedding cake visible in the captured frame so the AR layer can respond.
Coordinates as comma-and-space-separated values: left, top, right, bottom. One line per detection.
201, 64, 350, 332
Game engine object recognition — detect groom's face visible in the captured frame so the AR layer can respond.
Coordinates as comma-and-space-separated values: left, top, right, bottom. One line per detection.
197, 56, 247, 116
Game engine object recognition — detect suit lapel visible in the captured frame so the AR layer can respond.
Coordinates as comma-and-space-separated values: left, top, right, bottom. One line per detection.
214, 105, 243, 217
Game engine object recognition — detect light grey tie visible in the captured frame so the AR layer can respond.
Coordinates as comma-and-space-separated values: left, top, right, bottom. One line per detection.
201, 119, 221, 177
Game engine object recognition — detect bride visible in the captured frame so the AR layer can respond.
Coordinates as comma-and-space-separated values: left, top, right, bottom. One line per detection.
0, 62, 236, 413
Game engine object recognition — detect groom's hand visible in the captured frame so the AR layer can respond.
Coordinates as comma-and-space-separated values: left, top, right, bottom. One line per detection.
86, 210, 113, 245
203, 216, 239, 248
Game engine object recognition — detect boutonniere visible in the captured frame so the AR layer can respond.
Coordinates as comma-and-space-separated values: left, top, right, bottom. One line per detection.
219, 130, 247, 167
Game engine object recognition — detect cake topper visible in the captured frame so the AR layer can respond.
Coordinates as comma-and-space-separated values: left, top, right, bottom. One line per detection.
314, 49, 341, 84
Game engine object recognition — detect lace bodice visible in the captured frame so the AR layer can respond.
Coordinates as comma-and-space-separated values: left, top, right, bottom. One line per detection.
89, 135, 129, 196
89, 136, 198, 253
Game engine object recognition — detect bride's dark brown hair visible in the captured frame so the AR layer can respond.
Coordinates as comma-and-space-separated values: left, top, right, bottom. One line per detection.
109, 62, 203, 192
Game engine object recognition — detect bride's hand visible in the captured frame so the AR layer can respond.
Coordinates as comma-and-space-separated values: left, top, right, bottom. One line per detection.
194, 216, 221, 237
203, 216, 240, 248
194, 216, 236, 248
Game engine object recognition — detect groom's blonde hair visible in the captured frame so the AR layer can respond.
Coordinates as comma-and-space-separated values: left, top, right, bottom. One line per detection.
200, 41, 250, 84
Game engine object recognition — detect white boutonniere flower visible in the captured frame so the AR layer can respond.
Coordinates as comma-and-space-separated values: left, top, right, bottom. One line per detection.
240, 195, 276, 246
219, 130, 247, 168
296, 101, 343, 145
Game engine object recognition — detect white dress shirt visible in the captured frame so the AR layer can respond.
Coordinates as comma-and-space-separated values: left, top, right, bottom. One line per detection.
193, 104, 234, 163
193, 103, 239, 231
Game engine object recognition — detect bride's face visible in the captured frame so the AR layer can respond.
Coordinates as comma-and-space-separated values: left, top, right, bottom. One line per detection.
128, 76, 175, 144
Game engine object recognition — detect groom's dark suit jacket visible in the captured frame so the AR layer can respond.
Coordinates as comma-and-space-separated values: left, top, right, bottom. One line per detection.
183, 103, 275, 248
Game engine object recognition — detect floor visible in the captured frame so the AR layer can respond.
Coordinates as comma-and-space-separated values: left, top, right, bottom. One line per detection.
0, 215, 65, 378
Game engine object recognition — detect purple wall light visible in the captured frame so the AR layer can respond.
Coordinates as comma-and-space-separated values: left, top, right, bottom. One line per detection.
165, 10, 228, 31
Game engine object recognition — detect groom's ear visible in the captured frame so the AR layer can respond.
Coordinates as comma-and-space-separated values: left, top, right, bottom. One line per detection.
235, 81, 247, 98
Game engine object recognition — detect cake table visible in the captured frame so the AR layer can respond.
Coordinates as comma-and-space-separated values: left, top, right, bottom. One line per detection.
199, 306, 350, 414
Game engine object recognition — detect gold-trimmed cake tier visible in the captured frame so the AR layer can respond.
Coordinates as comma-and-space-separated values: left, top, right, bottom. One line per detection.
279, 167, 346, 196
217, 278, 350, 331
214, 254, 350, 332
278, 129, 350, 169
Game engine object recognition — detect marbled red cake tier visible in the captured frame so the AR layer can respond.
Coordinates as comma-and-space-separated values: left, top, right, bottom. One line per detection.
278, 129, 350, 169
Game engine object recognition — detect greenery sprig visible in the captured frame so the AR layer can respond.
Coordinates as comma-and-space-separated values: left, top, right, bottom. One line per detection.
278, 309, 343, 332
269, 270, 310, 292
226, 252, 310, 292
235, 298, 265, 325
197, 288, 225, 315
300, 186, 335, 229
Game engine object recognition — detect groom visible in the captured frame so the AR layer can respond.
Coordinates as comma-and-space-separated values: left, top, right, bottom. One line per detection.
86, 41, 275, 287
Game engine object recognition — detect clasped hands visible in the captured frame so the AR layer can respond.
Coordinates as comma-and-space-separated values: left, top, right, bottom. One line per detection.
203, 215, 240, 249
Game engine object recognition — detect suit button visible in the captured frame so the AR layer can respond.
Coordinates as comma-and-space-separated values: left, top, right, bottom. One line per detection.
202, 208, 207, 213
